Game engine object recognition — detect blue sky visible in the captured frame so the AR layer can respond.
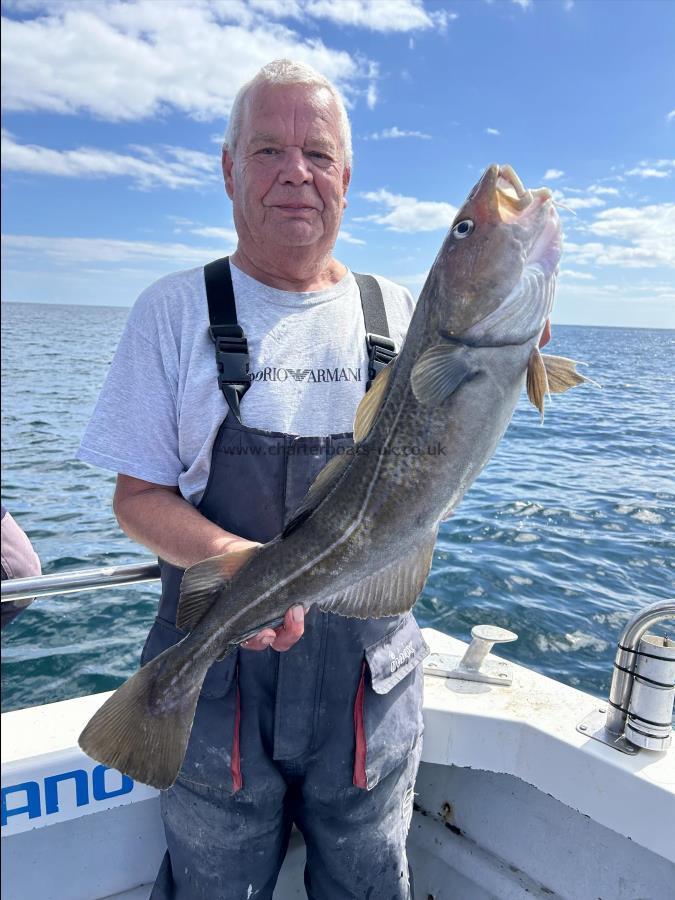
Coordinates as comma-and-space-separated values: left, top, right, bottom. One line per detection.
2, 0, 674, 327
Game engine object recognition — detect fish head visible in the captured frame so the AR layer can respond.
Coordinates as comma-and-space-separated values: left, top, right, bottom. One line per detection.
429, 163, 562, 346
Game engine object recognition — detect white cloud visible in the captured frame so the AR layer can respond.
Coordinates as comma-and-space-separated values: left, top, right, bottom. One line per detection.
625, 159, 674, 179
0, 2, 366, 121
667, 110, 675, 122
365, 126, 431, 141
554, 277, 675, 328
485, 127, 500, 136
564, 203, 675, 270
553, 191, 606, 211
2, 0, 458, 33
559, 269, 595, 280
298, 0, 452, 32
543, 169, 565, 180
588, 184, 620, 196
512, 0, 532, 9
1, 130, 219, 189
1, 1, 453, 123
589, 204, 675, 266
359, 189, 456, 232
2, 233, 230, 265
168, 218, 238, 242
337, 229, 366, 245
188, 226, 238, 242
626, 167, 669, 179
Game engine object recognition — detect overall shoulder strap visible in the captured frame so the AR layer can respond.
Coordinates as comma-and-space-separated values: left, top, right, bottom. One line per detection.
352, 272, 397, 391
203, 256, 252, 423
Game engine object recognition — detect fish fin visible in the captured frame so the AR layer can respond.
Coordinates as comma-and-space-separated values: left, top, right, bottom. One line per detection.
411, 343, 474, 406
541, 354, 598, 392
176, 546, 259, 632
354, 362, 393, 442
282, 454, 351, 537
79, 642, 226, 790
526, 347, 549, 422
320, 531, 437, 619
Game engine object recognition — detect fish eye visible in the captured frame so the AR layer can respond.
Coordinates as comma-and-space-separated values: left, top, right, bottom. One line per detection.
452, 219, 474, 239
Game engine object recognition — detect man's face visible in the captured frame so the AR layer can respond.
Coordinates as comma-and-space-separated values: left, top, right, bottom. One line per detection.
223, 82, 350, 263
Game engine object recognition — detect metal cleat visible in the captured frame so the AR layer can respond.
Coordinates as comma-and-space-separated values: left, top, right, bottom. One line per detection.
423, 624, 518, 686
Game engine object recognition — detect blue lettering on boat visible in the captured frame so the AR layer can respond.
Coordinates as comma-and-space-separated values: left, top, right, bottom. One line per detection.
1, 765, 134, 826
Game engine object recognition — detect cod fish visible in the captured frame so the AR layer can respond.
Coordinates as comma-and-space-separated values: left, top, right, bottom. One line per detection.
80, 164, 589, 790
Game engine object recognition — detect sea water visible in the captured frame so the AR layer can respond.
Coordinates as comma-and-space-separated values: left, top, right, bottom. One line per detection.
1, 302, 673, 711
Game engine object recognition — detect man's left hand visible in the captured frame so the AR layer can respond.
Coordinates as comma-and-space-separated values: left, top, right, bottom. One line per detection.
242, 605, 305, 652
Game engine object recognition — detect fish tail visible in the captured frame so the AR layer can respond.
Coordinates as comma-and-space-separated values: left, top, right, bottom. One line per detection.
78, 641, 222, 790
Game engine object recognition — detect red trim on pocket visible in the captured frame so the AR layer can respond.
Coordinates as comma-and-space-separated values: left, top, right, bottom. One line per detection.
353, 661, 368, 789
231, 671, 243, 793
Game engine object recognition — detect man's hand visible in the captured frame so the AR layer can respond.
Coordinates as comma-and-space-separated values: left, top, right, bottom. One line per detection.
242, 605, 305, 652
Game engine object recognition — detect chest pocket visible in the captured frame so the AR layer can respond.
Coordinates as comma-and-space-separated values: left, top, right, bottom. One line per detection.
354, 614, 429, 790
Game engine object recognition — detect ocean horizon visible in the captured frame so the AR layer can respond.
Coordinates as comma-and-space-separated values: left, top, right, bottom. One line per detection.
3, 298, 675, 331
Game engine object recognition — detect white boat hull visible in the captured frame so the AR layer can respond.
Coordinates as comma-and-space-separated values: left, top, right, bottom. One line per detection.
3, 628, 674, 899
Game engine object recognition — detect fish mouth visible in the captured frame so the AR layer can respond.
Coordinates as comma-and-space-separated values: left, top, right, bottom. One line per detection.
493, 164, 561, 274
494, 164, 539, 219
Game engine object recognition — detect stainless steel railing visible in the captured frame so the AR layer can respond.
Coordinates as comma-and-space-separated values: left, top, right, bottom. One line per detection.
605, 599, 675, 735
576, 598, 675, 753
0, 562, 161, 603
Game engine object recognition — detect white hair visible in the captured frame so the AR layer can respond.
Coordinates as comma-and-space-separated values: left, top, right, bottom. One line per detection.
225, 59, 352, 168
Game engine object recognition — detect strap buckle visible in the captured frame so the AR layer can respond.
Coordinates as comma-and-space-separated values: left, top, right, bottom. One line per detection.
209, 324, 252, 390
365, 333, 396, 388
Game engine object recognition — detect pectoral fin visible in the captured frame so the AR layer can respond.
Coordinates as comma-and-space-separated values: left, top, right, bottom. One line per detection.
526, 347, 549, 421
320, 530, 437, 619
411, 343, 474, 406
176, 545, 259, 632
527, 350, 596, 422
541, 354, 596, 393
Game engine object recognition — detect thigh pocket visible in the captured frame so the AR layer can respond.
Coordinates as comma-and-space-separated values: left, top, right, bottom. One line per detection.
141, 617, 241, 792
140, 616, 237, 699
354, 615, 429, 791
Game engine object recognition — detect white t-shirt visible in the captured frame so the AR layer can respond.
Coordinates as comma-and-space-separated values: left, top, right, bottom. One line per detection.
78, 262, 415, 505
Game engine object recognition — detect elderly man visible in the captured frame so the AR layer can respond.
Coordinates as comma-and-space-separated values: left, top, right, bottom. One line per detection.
79, 60, 425, 899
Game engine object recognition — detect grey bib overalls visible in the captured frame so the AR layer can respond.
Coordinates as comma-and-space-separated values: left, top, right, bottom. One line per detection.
144, 260, 429, 899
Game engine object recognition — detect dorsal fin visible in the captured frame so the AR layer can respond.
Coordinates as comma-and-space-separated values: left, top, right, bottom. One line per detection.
176, 545, 259, 632
283, 363, 394, 539
354, 362, 394, 442
282, 453, 351, 537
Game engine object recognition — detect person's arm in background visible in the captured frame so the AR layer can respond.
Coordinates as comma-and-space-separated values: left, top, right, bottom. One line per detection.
113, 475, 304, 651
1, 506, 42, 629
